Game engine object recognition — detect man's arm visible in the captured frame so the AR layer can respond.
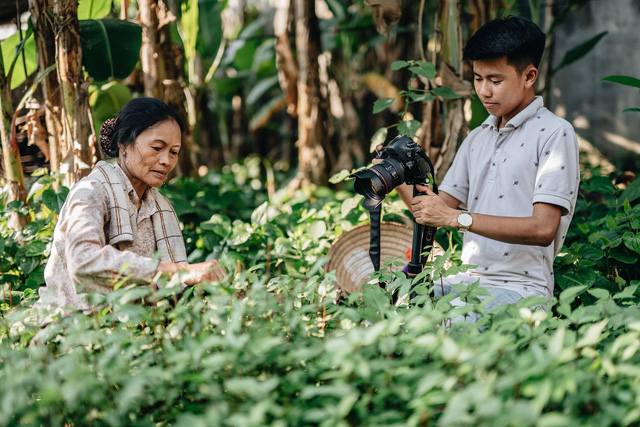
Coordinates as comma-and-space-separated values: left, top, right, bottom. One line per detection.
411, 185, 562, 246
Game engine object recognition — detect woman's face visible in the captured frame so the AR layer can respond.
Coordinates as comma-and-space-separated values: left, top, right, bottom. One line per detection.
118, 119, 181, 197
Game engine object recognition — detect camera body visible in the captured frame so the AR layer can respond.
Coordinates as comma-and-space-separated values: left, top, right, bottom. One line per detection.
351, 135, 435, 210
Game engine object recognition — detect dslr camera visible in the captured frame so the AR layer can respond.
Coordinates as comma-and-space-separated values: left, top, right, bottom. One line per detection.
351, 135, 435, 210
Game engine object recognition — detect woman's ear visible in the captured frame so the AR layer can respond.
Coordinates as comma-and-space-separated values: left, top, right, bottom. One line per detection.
523, 65, 538, 89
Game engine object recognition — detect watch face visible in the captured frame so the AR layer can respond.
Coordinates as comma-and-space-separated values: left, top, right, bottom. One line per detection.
459, 213, 472, 227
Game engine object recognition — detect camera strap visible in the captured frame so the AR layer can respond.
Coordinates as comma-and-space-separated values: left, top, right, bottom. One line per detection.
369, 204, 382, 272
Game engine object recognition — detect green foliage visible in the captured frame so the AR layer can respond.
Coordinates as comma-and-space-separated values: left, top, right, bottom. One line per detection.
552, 31, 607, 75
89, 81, 134, 135
78, 0, 113, 20
79, 19, 143, 82
554, 172, 640, 309
159, 156, 370, 277
2, 162, 640, 425
603, 75, 640, 113
0, 170, 68, 308
371, 60, 461, 141
0, 25, 37, 90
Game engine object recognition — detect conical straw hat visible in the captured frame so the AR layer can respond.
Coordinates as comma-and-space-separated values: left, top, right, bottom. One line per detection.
325, 221, 414, 293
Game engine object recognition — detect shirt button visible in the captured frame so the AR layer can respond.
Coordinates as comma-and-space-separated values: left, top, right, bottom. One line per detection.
496, 148, 501, 153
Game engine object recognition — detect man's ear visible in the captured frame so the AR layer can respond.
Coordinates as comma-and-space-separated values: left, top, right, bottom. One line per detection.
523, 65, 538, 89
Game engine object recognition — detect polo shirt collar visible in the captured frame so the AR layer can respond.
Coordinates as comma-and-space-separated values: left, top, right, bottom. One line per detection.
481, 96, 544, 131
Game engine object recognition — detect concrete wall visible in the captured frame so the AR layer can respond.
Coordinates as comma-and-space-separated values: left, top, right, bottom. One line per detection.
550, 0, 640, 168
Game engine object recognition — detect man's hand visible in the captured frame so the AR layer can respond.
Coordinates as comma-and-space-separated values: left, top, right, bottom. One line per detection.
411, 184, 459, 228
372, 144, 384, 165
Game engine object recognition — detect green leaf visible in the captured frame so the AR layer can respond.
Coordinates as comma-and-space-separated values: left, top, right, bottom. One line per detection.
19, 257, 39, 276
391, 60, 411, 70
181, 0, 199, 61
198, 0, 225, 64
602, 75, 640, 89
609, 247, 638, 264
581, 175, 615, 194
363, 283, 390, 313
1, 28, 37, 89
431, 86, 461, 99
397, 120, 421, 139
623, 232, 640, 254
341, 196, 362, 218
246, 75, 279, 106
408, 62, 436, 80
309, 221, 327, 240
369, 127, 388, 152
558, 284, 587, 304
41, 187, 69, 214
613, 284, 638, 300
324, 0, 347, 20
553, 31, 607, 74
329, 169, 351, 184
78, 0, 112, 19
89, 82, 133, 136
587, 288, 609, 300
408, 92, 436, 102
618, 178, 640, 207
373, 98, 395, 114
575, 319, 608, 348
79, 19, 143, 81
25, 241, 47, 257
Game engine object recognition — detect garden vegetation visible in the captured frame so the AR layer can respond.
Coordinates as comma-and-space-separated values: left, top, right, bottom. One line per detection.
1, 158, 640, 426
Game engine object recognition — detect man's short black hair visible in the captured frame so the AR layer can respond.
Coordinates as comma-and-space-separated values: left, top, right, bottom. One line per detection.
463, 16, 546, 73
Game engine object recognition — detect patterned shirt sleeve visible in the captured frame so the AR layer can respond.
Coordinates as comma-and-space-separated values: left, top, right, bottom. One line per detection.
59, 179, 159, 293
533, 125, 580, 216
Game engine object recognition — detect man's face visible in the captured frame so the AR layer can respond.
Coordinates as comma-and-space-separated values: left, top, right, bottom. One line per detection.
472, 56, 537, 125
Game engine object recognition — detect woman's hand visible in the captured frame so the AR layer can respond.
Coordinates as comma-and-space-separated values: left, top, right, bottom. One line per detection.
158, 260, 227, 285
183, 260, 227, 284
411, 184, 458, 228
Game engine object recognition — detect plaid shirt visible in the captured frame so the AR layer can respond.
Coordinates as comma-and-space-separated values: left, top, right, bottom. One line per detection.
33, 162, 185, 321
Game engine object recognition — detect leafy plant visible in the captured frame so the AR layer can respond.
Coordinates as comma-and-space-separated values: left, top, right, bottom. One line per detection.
602, 75, 640, 113
0, 169, 68, 308
2, 160, 640, 425
370, 60, 461, 146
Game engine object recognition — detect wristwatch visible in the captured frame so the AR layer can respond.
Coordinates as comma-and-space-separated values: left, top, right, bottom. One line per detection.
457, 211, 473, 232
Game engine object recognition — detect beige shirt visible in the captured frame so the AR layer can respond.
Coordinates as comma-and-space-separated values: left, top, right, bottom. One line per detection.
34, 163, 160, 315
439, 96, 580, 299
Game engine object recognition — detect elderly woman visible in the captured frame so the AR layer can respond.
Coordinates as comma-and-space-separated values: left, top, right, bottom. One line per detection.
33, 98, 224, 320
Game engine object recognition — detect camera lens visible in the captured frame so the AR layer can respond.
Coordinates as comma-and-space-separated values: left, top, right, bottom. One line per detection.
351, 157, 406, 210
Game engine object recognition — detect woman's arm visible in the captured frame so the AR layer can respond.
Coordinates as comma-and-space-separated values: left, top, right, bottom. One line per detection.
62, 181, 226, 290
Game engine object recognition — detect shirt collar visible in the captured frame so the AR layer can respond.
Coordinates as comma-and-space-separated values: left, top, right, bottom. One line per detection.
481, 96, 544, 131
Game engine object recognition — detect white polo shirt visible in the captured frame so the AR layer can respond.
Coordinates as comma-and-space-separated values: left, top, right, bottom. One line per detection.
438, 96, 580, 299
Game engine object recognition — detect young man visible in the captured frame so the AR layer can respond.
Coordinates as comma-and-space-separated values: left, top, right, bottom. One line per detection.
401, 17, 580, 316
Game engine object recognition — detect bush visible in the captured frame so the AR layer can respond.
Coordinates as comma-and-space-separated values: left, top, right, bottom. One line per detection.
1, 161, 640, 425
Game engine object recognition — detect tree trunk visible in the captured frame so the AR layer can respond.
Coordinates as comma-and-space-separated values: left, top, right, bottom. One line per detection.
139, 0, 160, 98
138, 0, 195, 177
290, 0, 330, 189
0, 55, 29, 230
54, 0, 91, 184
29, 0, 64, 177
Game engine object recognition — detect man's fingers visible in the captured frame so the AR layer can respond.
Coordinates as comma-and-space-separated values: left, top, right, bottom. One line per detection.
415, 184, 435, 195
